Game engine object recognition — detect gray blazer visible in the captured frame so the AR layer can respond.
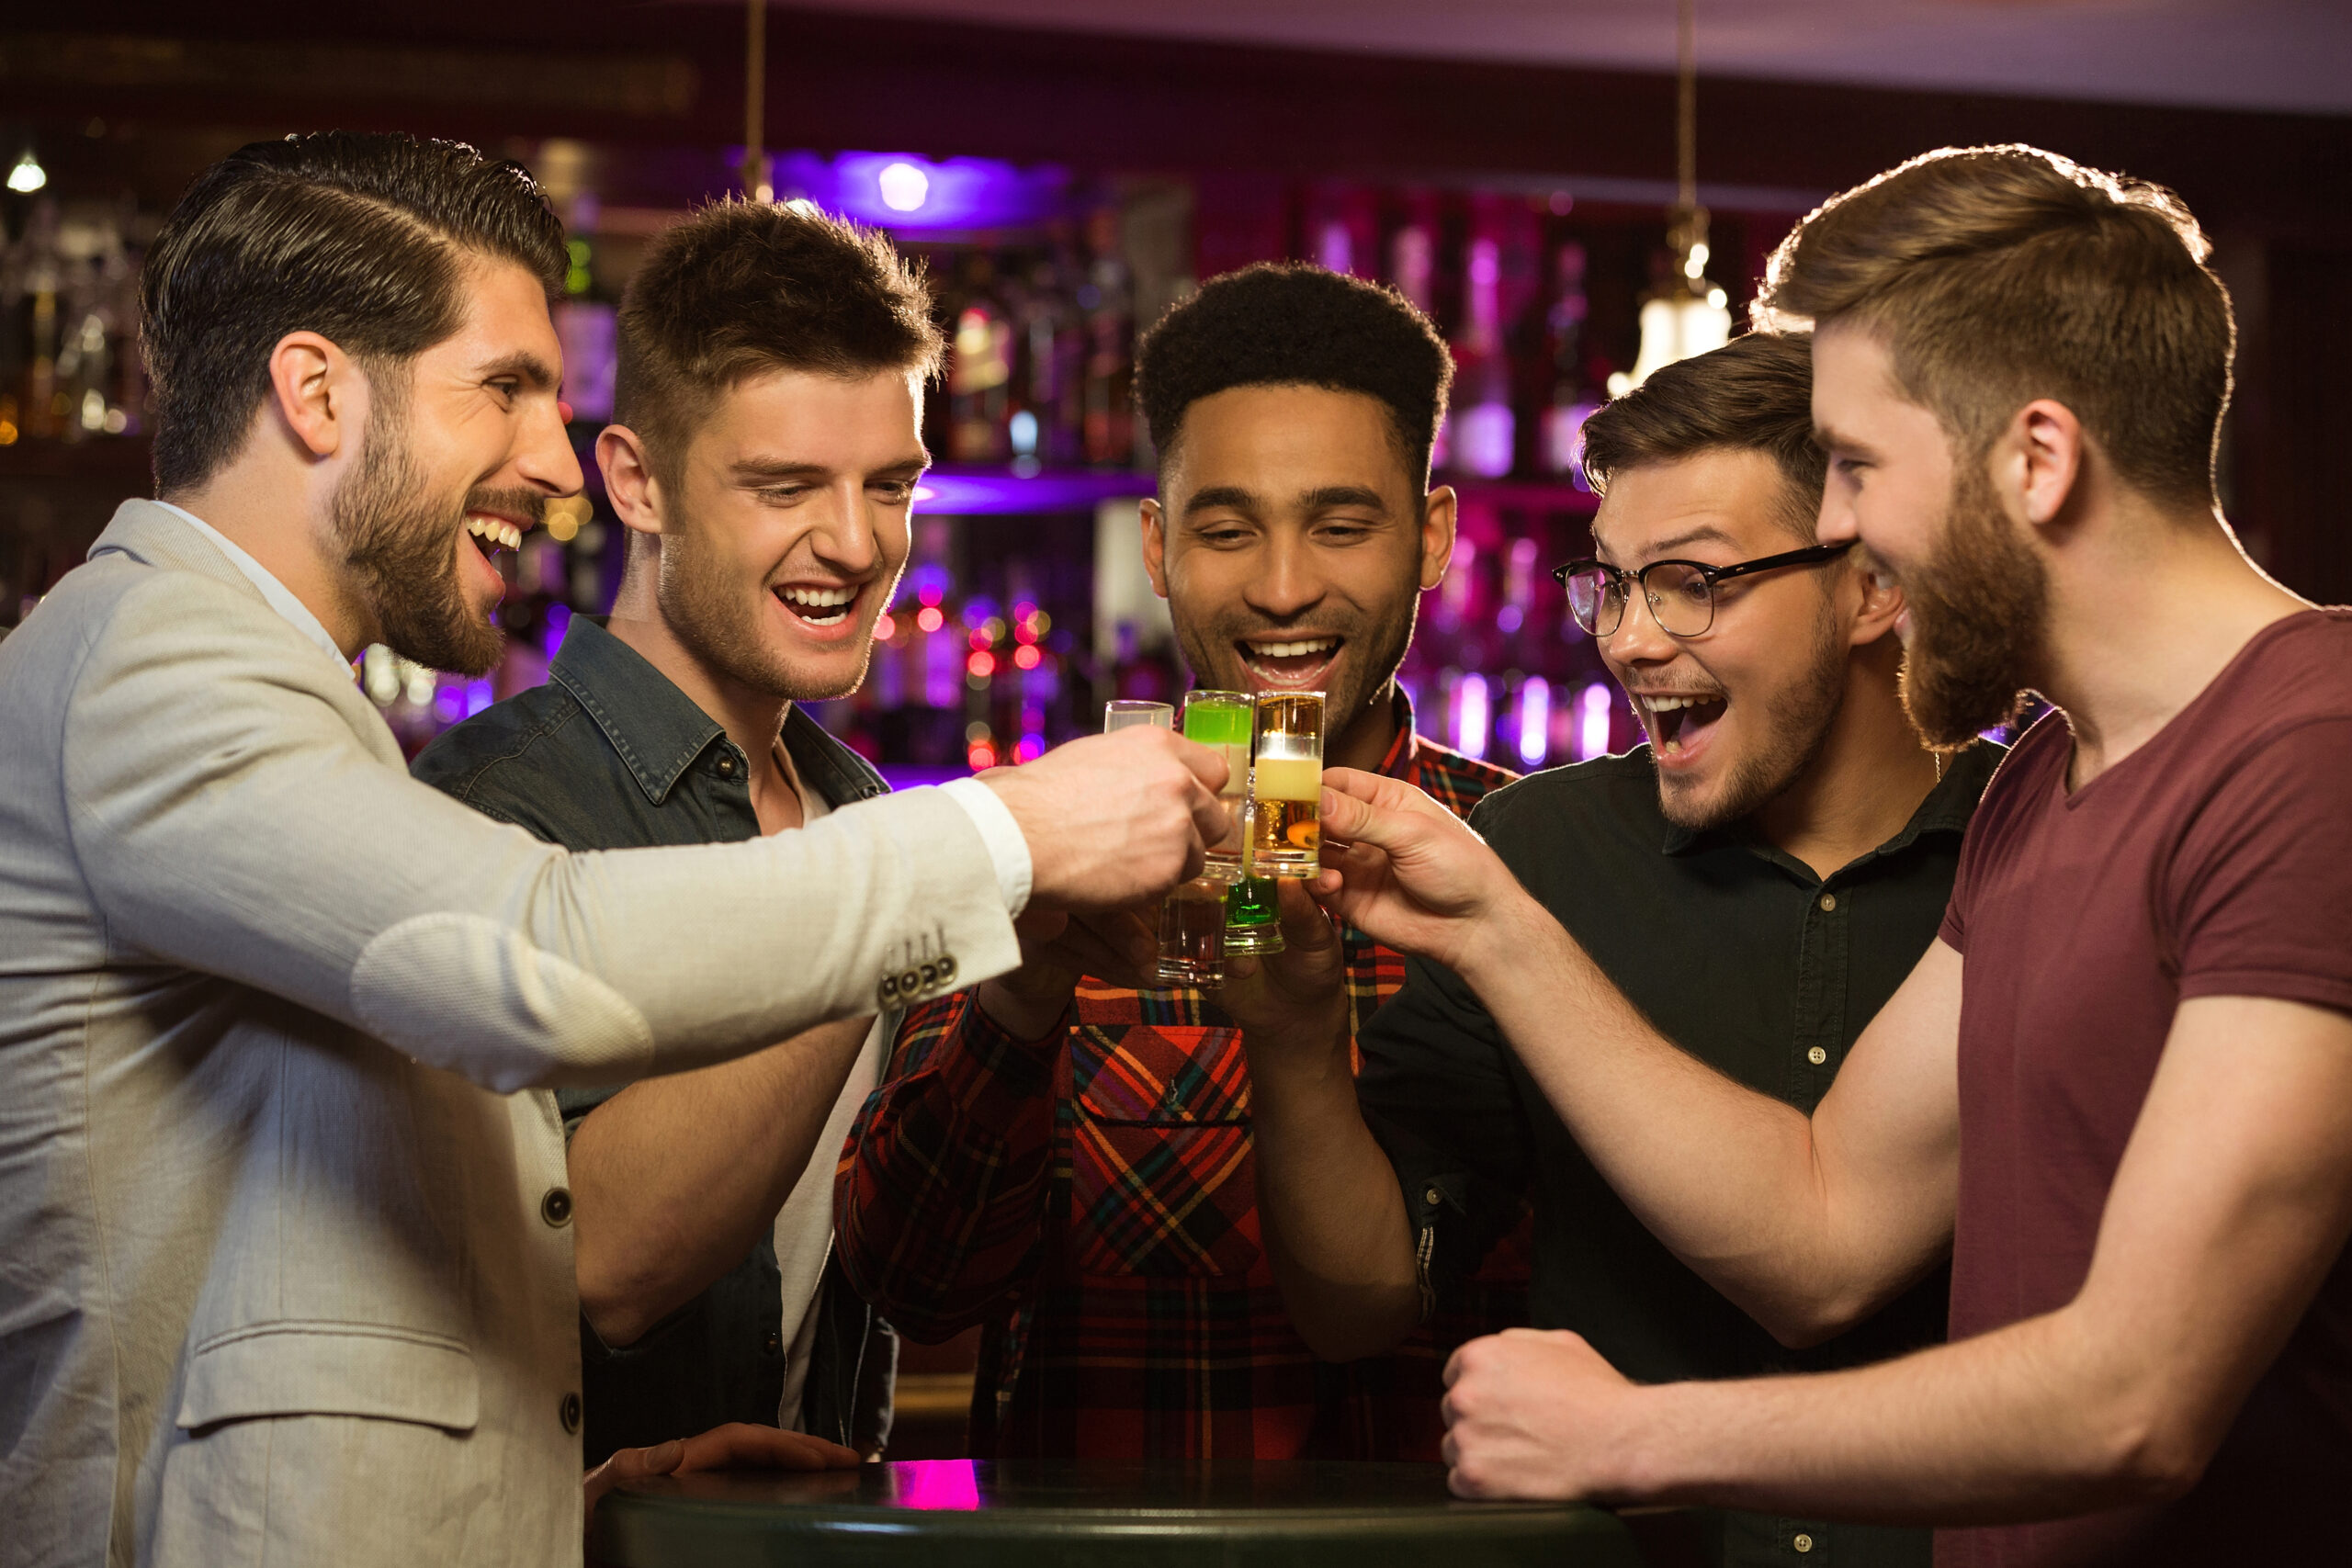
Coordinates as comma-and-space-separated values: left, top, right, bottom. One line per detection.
0, 501, 1019, 1567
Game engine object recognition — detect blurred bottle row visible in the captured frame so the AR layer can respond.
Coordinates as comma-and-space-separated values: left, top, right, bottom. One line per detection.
0, 197, 151, 447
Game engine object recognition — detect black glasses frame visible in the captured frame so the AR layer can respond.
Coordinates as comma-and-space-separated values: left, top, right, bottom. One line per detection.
1551, 541, 1853, 637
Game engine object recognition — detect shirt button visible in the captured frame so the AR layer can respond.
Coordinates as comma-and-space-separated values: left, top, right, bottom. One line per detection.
560, 1393, 582, 1434
1807, 1046, 1827, 1066
764, 1330, 783, 1356
540, 1187, 572, 1227
717, 754, 737, 776
1817, 893, 1838, 912
1424, 1186, 1443, 1207
1793, 1533, 1815, 1554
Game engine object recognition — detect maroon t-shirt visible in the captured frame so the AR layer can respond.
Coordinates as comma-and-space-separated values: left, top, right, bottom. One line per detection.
1939, 609, 2352, 1567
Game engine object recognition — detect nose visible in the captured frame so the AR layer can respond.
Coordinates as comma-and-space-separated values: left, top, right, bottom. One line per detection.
1241, 531, 1324, 622
1815, 484, 1859, 547
516, 394, 583, 498
1601, 581, 1679, 668
810, 478, 884, 578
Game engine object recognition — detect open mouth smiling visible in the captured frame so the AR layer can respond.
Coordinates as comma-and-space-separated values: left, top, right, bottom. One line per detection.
775, 583, 859, 628
1635, 690, 1729, 760
1239, 634, 1342, 688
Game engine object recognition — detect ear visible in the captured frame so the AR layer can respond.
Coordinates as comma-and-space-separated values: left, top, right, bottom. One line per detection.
1993, 398, 2086, 532
597, 424, 665, 543
1845, 551, 1907, 649
1140, 497, 1170, 601
1418, 484, 1459, 592
266, 331, 356, 460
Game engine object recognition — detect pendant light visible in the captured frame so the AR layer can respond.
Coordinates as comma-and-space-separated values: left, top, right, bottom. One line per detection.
1626, 0, 1731, 389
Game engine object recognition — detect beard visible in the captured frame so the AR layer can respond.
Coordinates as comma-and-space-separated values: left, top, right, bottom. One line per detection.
1656, 585, 1849, 832
332, 388, 523, 679
655, 521, 884, 703
1173, 561, 1422, 742
1894, 462, 2048, 750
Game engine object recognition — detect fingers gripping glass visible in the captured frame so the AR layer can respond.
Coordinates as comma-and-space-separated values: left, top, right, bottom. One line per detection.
1554, 542, 1852, 638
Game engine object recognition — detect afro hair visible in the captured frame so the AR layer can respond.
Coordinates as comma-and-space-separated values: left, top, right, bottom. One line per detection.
1133, 262, 1453, 486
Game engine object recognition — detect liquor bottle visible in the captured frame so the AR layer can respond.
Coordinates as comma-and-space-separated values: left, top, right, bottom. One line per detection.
1450, 234, 1514, 479
1080, 207, 1134, 468
1542, 242, 1604, 483
948, 254, 1014, 463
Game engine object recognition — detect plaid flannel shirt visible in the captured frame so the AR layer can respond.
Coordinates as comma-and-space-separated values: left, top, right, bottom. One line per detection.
834, 694, 1527, 1460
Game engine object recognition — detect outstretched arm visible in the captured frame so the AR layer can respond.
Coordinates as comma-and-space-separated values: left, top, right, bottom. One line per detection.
1312, 769, 1959, 1345
1441, 996, 2352, 1522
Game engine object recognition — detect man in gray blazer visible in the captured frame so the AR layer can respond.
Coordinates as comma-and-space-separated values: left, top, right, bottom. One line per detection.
0, 132, 1222, 1568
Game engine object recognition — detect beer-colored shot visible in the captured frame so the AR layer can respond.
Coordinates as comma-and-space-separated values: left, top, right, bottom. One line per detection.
1248, 691, 1324, 878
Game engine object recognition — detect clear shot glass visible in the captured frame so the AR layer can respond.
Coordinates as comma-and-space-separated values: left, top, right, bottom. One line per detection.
1103, 699, 1175, 732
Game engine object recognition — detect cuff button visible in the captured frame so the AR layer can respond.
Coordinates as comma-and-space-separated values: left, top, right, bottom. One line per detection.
539, 1187, 572, 1227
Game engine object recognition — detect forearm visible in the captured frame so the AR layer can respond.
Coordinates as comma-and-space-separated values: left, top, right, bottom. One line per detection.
572, 1016, 874, 1346
831, 995, 1061, 1337
1601, 1304, 2197, 1524
1459, 896, 1901, 1341
1245, 1022, 1422, 1362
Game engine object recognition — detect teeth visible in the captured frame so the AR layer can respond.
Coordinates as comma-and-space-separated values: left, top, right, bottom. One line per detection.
1247, 637, 1339, 661
465, 515, 522, 550
780, 585, 857, 608
1638, 694, 1724, 713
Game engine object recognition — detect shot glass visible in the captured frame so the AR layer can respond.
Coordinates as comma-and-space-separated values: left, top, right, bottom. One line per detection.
1103, 699, 1174, 732
1222, 869, 1286, 957
1181, 690, 1253, 878
1248, 691, 1324, 879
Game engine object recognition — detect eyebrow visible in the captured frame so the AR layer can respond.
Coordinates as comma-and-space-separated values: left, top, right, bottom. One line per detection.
1595, 523, 1741, 566
730, 452, 932, 481
1813, 423, 1880, 461
479, 351, 559, 392
1182, 483, 1391, 518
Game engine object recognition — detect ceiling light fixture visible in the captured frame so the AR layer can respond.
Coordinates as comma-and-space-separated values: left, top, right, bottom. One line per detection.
7, 150, 47, 195
1628, 0, 1732, 389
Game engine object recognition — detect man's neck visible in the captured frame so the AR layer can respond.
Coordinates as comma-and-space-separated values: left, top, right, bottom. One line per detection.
1752, 643, 1941, 882
1327, 678, 1404, 774
2032, 506, 2307, 790
605, 597, 801, 833
166, 467, 374, 659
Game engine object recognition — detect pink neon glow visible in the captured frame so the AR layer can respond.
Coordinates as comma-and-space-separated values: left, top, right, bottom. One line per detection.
893, 1461, 983, 1511
1577, 682, 1612, 760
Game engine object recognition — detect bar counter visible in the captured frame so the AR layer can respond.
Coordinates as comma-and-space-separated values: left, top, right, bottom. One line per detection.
591, 1458, 1687, 1567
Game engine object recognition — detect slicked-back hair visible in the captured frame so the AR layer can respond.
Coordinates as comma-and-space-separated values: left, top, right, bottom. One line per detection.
1579, 333, 1828, 539
1754, 143, 2233, 511
613, 200, 944, 488
1134, 263, 1453, 488
141, 131, 566, 495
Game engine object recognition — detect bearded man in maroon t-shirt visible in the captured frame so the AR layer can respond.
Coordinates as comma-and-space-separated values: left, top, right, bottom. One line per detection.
1257, 144, 2352, 1564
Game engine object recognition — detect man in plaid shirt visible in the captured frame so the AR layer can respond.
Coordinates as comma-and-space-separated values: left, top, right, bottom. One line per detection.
835, 265, 1525, 1461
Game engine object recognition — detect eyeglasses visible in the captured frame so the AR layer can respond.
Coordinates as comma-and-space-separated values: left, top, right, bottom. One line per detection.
1553, 542, 1853, 638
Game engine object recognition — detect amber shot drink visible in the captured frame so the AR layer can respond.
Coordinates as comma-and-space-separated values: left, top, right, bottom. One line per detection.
1248, 691, 1324, 878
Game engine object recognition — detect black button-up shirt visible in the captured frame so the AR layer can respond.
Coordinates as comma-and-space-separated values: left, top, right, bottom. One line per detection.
412, 615, 896, 1465
1360, 741, 2002, 1568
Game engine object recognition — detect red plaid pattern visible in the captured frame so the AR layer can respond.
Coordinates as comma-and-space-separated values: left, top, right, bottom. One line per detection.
835, 699, 1526, 1460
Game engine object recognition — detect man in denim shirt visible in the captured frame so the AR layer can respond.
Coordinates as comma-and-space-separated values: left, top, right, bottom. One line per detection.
417, 200, 949, 1462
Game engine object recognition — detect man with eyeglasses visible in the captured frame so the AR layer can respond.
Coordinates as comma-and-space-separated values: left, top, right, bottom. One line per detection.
1220, 331, 1996, 1568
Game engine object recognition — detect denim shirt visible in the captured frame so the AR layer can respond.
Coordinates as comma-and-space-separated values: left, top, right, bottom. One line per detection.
412, 615, 896, 1464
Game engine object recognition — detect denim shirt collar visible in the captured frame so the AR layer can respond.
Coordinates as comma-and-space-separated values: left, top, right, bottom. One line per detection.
548, 616, 888, 810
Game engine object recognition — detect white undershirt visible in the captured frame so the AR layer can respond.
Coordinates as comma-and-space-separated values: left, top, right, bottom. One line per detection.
766, 763, 889, 1434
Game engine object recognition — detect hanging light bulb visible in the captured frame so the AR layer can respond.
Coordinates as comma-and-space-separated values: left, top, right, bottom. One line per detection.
6, 150, 45, 194
1629, 0, 1732, 389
